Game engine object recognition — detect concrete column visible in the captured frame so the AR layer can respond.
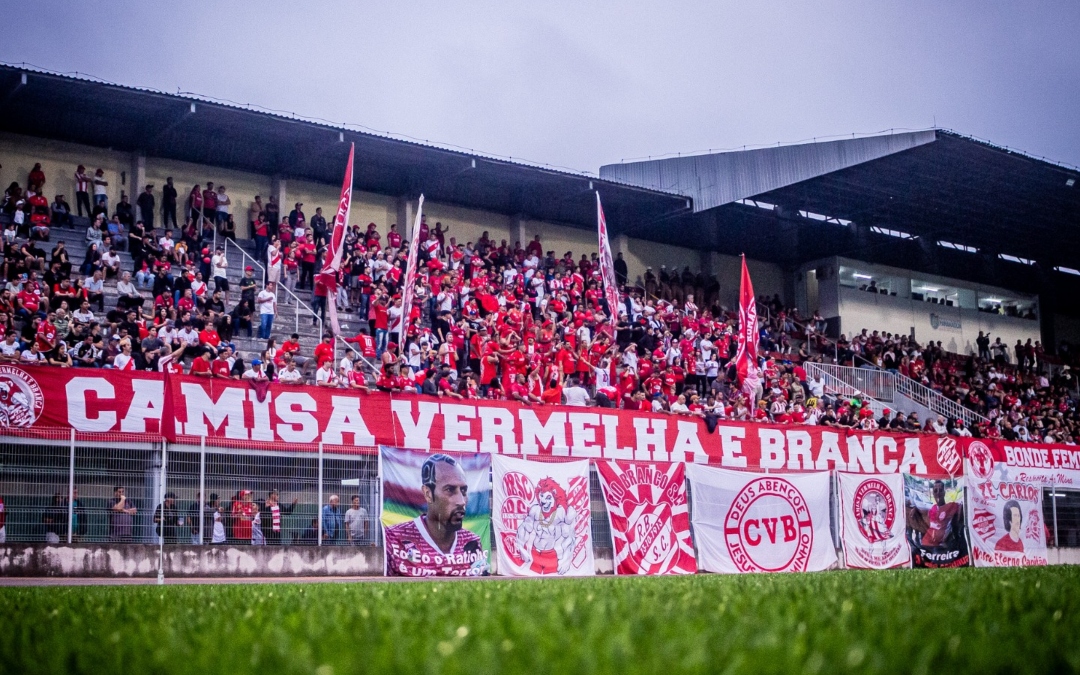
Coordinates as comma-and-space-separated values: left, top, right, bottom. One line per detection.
511, 214, 527, 249
397, 196, 417, 238
130, 152, 146, 210
271, 177, 287, 222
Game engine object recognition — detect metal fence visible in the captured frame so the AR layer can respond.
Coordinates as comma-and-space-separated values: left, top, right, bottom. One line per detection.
0, 432, 382, 548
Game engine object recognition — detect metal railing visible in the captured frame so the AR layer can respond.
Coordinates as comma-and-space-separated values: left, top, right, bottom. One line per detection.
802, 362, 891, 418
804, 362, 988, 427
222, 238, 378, 377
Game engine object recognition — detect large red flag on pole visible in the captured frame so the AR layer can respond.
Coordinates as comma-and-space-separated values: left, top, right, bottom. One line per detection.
398, 195, 425, 341
733, 254, 761, 397
316, 142, 354, 336
596, 192, 620, 327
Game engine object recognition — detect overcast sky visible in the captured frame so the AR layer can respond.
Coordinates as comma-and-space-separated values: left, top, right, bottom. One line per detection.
4, 1, 1078, 174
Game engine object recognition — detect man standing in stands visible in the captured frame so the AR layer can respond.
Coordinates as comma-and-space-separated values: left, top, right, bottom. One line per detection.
109, 485, 137, 542
74, 165, 91, 217
137, 184, 155, 230
161, 177, 177, 228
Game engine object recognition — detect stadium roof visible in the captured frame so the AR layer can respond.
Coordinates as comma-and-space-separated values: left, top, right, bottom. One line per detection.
601, 130, 1080, 305
0, 65, 690, 235
2, 64, 1077, 310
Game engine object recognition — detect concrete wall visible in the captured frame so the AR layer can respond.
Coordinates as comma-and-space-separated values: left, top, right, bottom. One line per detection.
0, 543, 382, 577
0, 543, 615, 577
836, 286, 1041, 355
0, 131, 131, 206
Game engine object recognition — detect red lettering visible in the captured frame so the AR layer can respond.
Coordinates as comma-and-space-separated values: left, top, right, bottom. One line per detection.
743, 519, 761, 545
781, 515, 797, 542
762, 517, 779, 543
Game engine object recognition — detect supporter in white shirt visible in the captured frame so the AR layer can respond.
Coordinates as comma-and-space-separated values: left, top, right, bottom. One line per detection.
211, 251, 228, 279
339, 352, 355, 376
278, 361, 304, 384
177, 326, 200, 346
21, 344, 46, 364
315, 362, 336, 387
808, 375, 825, 399
159, 233, 175, 251
563, 379, 591, 407
0, 334, 21, 361
243, 360, 268, 380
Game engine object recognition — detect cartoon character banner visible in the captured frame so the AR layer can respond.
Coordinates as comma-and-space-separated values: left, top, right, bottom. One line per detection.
596, 460, 697, 575
903, 475, 969, 568
964, 440, 1048, 567
379, 446, 491, 577
837, 472, 911, 569
492, 456, 594, 576
685, 465, 837, 574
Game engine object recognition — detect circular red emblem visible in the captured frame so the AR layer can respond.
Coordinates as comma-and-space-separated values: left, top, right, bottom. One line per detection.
724, 477, 813, 572
852, 478, 896, 544
0, 365, 44, 427
967, 441, 995, 481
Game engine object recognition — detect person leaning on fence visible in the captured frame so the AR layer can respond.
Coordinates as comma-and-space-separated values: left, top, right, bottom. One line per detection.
42, 492, 66, 544
345, 495, 369, 545
109, 485, 137, 543
154, 492, 182, 544
321, 494, 344, 544
260, 490, 298, 546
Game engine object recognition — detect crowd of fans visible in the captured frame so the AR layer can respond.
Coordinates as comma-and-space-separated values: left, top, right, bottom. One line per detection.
1, 161, 1078, 445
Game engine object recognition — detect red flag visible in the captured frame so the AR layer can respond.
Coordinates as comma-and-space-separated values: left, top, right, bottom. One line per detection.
316, 143, 354, 335
398, 195, 425, 339
733, 255, 760, 394
596, 192, 620, 327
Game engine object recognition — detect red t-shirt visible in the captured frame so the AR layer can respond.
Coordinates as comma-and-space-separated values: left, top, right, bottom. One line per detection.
190, 358, 212, 375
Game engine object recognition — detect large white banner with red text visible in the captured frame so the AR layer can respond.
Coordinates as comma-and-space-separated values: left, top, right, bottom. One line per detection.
0, 366, 961, 475
963, 441, 1048, 568
686, 466, 837, 573
492, 456, 594, 576
836, 472, 911, 569
596, 460, 697, 575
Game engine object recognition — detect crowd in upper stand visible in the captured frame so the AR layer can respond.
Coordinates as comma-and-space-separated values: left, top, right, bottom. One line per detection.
1, 161, 1078, 443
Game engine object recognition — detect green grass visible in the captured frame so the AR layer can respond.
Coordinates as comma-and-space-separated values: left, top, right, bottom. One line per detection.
0, 567, 1077, 675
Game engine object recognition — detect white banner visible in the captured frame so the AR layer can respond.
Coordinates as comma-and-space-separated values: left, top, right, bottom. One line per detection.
837, 472, 911, 569
686, 465, 837, 573
492, 456, 595, 576
965, 452, 1048, 568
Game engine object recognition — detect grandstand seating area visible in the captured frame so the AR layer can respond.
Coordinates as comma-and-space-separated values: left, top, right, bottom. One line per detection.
1, 164, 1078, 444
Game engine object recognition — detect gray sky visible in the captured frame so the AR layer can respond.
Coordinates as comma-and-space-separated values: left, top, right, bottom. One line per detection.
4, 0, 1079, 173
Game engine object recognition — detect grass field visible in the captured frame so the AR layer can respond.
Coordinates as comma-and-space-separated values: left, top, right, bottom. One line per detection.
0, 567, 1077, 675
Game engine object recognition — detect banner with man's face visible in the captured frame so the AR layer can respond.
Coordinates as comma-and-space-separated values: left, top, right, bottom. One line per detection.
685, 465, 837, 574
596, 460, 697, 575
379, 446, 491, 577
492, 456, 595, 576
837, 472, 911, 569
903, 475, 969, 568
964, 442, 1048, 567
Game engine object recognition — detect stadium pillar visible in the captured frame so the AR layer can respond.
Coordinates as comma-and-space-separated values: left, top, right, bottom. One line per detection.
511, 213, 527, 248
131, 153, 146, 204
271, 177, 287, 217
396, 196, 415, 236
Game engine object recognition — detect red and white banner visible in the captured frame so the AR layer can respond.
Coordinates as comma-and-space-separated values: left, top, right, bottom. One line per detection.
733, 255, 760, 394
836, 472, 911, 569
963, 442, 1048, 568
398, 195, 425, 338
492, 455, 594, 576
596, 460, 696, 575
316, 142, 354, 336
0, 366, 958, 474
686, 465, 837, 573
596, 192, 620, 327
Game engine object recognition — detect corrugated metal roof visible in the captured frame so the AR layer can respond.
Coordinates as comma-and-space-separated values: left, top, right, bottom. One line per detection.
599, 131, 937, 211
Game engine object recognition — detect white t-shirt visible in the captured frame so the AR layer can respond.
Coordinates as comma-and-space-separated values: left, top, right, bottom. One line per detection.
315, 366, 336, 386
563, 386, 590, 407
0, 341, 20, 357
256, 290, 277, 316
345, 507, 368, 540
211, 254, 228, 279
278, 367, 303, 383
216, 193, 231, 214
212, 511, 226, 543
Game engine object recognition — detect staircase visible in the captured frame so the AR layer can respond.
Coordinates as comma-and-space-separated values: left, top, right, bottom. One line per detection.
803, 362, 988, 426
